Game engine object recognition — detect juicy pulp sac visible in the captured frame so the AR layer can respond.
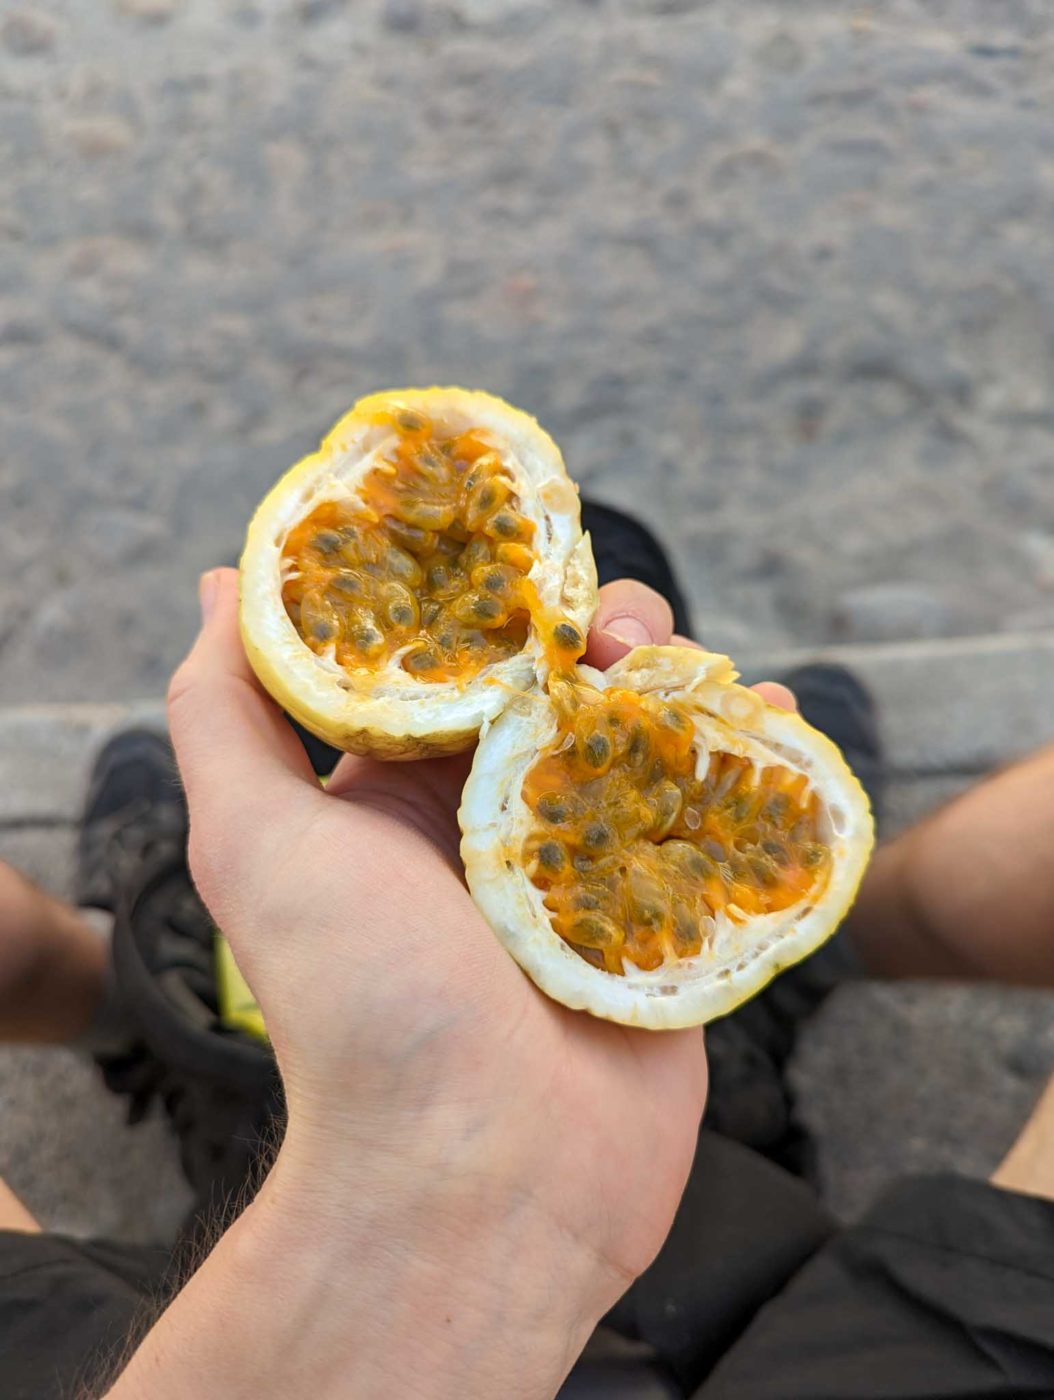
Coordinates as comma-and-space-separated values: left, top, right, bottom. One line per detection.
521, 683, 832, 976
280, 408, 574, 683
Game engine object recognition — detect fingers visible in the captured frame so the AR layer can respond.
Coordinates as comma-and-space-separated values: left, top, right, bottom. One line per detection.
602, 608, 798, 712
584, 580, 675, 671
752, 681, 797, 712
168, 569, 319, 911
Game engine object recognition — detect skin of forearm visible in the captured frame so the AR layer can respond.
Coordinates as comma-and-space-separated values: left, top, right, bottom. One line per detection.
107, 1128, 613, 1400
846, 743, 1054, 985
992, 1075, 1054, 1201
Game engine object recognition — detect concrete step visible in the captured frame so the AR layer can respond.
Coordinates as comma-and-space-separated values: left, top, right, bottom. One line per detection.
739, 629, 1054, 838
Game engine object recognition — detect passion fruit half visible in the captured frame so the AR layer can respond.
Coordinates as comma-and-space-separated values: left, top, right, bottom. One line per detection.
460, 647, 873, 1029
240, 387, 596, 758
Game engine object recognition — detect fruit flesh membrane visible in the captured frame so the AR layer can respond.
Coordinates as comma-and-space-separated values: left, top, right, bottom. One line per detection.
280, 408, 583, 683
521, 681, 832, 975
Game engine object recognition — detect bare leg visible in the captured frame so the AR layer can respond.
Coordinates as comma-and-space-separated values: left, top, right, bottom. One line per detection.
992, 1075, 1054, 1201
0, 1177, 40, 1233
846, 742, 1054, 985
0, 861, 107, 1042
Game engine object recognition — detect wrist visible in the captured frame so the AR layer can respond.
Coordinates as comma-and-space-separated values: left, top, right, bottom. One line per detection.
263, 1121, 611, 1396
110, 1122, 610, 1400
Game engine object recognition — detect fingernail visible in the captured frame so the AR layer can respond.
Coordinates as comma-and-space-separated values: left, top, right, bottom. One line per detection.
199, 570, 220, 622
602, 616, 653, 649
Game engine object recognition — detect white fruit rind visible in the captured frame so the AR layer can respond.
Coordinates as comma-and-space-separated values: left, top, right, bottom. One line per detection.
460, 645, 875, 1029
239, 387, 597, 757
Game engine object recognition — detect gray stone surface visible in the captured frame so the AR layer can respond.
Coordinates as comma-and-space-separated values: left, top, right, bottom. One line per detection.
791, 980, 1054, 1220
0, 701, 164, 824
830, 582, 965, 644
740, 630, 1054, 777
3, 1, 1054, 702
0, 1043, 192, 1242
3, 635, 1054, 1237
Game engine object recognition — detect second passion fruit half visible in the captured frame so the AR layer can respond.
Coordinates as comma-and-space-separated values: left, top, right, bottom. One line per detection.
461, 647, 873, 1029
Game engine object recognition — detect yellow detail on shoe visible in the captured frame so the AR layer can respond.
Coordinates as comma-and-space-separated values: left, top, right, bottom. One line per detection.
214, 932, 268, 1044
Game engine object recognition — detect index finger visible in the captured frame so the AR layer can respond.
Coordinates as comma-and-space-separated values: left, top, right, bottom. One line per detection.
167, 568, 320, 916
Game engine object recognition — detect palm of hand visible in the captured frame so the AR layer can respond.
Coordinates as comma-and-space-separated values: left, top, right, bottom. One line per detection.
217, 743, 706, 1285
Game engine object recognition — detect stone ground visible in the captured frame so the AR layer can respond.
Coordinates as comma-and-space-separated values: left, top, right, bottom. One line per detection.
2, 0, 1054, 1240
4, 0, 1054, 699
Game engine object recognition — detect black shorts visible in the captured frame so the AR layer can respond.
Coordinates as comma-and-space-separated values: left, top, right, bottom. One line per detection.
5, 1140, 1054, 1399
0, 1231, 170, 1399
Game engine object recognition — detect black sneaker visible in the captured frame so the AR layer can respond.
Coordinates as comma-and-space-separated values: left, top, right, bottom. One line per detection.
108, 853, 281, 1236
76, 728, 187, 914
78, 729, 278, 1231
581, 498, 693, 638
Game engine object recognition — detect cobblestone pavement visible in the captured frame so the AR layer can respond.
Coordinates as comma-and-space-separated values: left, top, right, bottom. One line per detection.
4, 0, 1054, 701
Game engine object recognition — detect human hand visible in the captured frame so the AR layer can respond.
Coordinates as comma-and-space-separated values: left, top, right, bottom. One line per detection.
113, 569, 793, 1400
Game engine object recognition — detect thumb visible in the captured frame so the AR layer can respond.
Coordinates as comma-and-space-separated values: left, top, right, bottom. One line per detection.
167, 567, 319, 921
584, 580, 675, 671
